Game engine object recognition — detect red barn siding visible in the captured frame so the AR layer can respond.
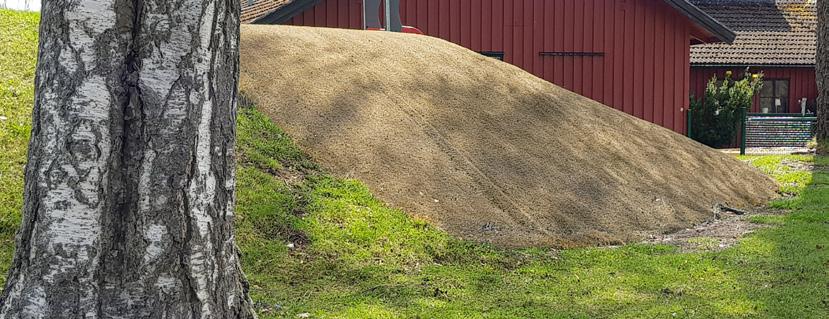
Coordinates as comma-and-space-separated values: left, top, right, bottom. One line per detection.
690, 67, 817, 113
288, 0, 699, 134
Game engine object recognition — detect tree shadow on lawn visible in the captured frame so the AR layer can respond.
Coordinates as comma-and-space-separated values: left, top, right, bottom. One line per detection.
236, 61, 813, 316
0, 104, 822, 318
238, 151, 829, 319
725, 159, 829, 318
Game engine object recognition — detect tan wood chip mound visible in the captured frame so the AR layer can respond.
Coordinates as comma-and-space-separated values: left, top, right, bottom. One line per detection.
239, 25, 778, 248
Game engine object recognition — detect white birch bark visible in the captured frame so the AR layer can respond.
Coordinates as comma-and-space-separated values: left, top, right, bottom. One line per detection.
0, 0, 256, 317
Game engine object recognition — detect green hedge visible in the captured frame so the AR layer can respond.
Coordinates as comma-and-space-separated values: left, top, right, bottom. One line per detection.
690, 70, 762, 148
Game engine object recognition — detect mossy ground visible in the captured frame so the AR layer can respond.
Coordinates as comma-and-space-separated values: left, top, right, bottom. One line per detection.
2, 10, 828, 318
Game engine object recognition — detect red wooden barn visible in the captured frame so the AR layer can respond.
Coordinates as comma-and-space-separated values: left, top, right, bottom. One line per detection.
242, 0, 736, 134
689, 0, 817, 115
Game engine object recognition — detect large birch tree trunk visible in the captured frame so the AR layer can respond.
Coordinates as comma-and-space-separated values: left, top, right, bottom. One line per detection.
0, 0, 256, 317
818, 0, 829, 152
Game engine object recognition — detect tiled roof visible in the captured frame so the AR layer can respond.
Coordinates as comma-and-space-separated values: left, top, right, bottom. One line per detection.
241, 0, 293, 24
690, 0, 817, 65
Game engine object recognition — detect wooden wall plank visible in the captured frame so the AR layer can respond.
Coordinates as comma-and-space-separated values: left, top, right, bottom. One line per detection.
287, 0, 704, 133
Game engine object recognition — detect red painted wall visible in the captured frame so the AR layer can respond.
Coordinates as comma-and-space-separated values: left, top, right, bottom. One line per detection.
288, 0, 699, 134
690, 67, 817, 114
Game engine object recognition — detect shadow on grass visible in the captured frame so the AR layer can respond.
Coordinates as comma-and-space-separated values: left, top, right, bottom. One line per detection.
236, 106, 829, 318
1, 11, 825, 317
728, 156, 829, 318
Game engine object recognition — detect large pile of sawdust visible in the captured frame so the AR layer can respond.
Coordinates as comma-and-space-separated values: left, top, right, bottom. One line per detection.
239, 25, 778, 248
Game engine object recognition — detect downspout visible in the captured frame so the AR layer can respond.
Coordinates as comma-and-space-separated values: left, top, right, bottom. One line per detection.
384, 0, 391, 31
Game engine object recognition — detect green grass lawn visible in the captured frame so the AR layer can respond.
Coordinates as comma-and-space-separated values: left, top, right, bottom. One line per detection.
2, 9, 828, 318
0, 9, 38, 281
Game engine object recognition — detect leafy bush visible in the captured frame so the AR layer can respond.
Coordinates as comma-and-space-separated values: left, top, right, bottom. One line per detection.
690, 70, 763, 148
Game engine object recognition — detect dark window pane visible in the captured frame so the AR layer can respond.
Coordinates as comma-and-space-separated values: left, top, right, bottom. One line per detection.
776, 98, 789, 113
480, 51, 504, 60
775, 80, 789, 98
760, 97, 774, 112
759, 82, 774, 97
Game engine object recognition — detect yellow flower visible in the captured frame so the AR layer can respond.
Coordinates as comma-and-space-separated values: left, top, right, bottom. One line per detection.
725, 70, 733, 77
752, 74, 759, 79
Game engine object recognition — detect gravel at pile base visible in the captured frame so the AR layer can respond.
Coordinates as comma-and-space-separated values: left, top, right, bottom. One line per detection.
240, 25, 779, 248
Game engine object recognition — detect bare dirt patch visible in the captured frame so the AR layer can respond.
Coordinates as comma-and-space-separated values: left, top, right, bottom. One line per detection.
782, 159, 829, 173
651, 158, 822, 251
646, 207, 787, 252
239, 25, 779, 248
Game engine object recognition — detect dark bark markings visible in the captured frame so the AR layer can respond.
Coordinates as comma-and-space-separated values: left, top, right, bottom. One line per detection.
0, 0, 254, 317
1, 0, 132, 316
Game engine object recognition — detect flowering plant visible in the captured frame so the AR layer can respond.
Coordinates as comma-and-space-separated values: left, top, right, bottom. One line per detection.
689, 69, 763, 147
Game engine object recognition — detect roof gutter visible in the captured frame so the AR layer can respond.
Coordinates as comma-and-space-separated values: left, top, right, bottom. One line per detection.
662, 0, 736, 44
253, 0, 323, 24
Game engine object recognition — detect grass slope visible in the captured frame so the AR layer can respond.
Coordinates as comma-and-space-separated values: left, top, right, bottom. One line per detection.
2, 10, 828, 318
0, 9, 38, 283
